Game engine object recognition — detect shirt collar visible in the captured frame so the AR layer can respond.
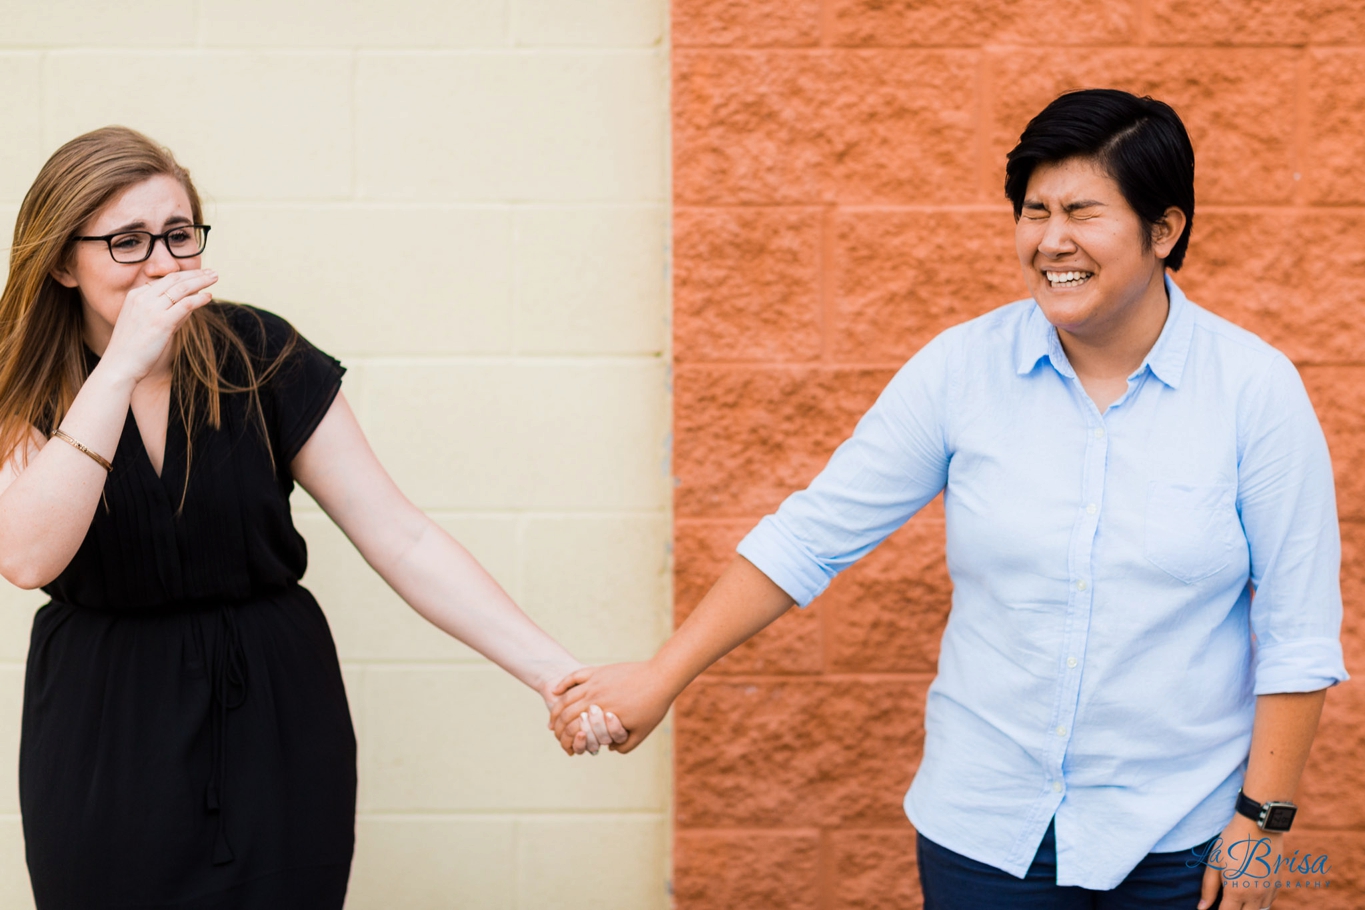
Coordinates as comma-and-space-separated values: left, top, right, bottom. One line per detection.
1143, 275, 1195, 389
1014, 274, 1196, 389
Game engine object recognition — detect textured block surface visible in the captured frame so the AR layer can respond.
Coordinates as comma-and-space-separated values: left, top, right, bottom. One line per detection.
674, 51, 977, 205
674, 367, 893, 517
671, 1, 1365, 906
830, 0, 1136, 46
674, 207, 825, 362
674, 831, 823, 910
827, 829, 921, 910
832, 209, 1020, 362
674, 677, 926, 827
673, 0, 822, 47
1307, 51, 1365, 203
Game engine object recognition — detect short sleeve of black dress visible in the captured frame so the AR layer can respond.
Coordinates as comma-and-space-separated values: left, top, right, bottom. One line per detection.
221, 304, 347, 590
226, 304, 345, 468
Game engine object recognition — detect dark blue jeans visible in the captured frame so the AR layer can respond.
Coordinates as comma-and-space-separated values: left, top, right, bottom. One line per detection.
918, 820, 1221, 910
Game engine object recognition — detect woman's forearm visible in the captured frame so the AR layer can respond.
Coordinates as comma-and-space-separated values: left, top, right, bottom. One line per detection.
0, 361, 137, 588
369, 507, 582, 697
649, 555, 796, 699
1242, 689, 1327, 803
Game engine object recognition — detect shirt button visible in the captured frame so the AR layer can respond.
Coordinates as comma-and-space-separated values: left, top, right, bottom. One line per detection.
1067, 657, 1078, 668
1056, 726, 1067, 737
1093, 427, 1106, 439
1086, 503, 1097, 515
1053, 781, 1064, 793
1075, 579, 1088, 591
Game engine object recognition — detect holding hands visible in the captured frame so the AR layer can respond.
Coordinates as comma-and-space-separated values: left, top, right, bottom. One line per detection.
548, 662, 676, 756
546, 557, 797, 757
540, 672, 631, 756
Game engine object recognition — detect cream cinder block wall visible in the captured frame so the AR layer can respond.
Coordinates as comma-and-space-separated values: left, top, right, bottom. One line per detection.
0, 3, 671, 908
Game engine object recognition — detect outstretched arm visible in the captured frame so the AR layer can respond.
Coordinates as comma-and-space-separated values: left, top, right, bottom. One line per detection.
293, 392, 621, 733
550, 554, 794, 753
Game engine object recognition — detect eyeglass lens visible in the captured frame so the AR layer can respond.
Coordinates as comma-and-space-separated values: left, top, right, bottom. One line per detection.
109, 226, 208, 263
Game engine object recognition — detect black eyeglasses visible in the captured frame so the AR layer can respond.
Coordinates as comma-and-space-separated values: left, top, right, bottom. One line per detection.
73, 224, 211, 264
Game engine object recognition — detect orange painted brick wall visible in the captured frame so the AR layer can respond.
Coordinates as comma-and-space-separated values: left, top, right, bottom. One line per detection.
670, 2, 1365, 908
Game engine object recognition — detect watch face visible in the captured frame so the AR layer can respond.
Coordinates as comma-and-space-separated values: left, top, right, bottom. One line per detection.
1264, 805, 1297, 832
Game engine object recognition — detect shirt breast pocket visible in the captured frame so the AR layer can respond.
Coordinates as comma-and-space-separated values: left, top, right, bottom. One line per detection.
1143, 482, 1241, 584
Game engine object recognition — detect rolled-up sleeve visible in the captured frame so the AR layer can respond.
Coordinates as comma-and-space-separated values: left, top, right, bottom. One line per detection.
737, 333, 955, 606
1238, 354, 1349, 694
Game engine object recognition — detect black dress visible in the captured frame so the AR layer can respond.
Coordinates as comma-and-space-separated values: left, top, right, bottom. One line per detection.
20, 305, 357, 909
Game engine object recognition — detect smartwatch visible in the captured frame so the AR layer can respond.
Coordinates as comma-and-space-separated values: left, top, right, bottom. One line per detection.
1236, 790, 1297, 833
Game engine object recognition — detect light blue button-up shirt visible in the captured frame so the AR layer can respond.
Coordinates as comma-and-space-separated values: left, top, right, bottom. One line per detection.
736, 277, 1348, 890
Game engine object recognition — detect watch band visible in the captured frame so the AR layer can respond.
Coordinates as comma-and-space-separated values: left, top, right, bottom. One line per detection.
1236, 789, 1297, 833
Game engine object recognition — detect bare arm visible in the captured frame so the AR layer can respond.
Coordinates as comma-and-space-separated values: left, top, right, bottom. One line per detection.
549, 554, 795, 753
1200, 688, 1328, 910
291, 392, 587, 703
0, 365, 133, 587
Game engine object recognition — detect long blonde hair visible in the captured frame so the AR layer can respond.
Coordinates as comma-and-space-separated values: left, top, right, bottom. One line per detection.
0, 126, 293, 503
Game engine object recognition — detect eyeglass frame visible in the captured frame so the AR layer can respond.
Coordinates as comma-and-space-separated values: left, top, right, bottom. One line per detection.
71, 224, 212, 264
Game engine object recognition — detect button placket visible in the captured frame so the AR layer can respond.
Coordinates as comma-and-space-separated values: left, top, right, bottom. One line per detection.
1047, 417, 1108, 785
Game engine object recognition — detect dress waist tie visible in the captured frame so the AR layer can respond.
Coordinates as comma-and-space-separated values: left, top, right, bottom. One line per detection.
205, 606, 249, 865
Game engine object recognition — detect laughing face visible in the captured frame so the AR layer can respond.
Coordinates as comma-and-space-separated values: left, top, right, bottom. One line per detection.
1015, 156, 1180, 346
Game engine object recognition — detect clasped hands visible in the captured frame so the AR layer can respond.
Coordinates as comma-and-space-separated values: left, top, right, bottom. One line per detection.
544, 661, 674, 756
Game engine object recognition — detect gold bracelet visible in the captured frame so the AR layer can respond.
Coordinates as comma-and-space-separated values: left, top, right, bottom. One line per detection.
51, 429, 113, 473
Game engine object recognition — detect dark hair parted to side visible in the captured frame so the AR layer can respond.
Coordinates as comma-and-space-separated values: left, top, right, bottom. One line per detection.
1005, 88, 1196, 271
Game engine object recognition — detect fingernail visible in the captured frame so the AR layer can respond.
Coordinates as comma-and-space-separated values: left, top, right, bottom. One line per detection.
590, 705, 603, 716
606, 712, 617, 719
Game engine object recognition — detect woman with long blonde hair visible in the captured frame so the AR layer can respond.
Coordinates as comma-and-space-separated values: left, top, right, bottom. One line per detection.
0, 127, 621, 908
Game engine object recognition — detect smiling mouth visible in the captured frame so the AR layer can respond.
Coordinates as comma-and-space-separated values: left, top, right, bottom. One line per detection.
1045, 270, 1093, 288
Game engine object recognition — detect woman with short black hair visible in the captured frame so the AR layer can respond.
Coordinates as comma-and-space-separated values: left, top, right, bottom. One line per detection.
551, 89, 1346, 910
